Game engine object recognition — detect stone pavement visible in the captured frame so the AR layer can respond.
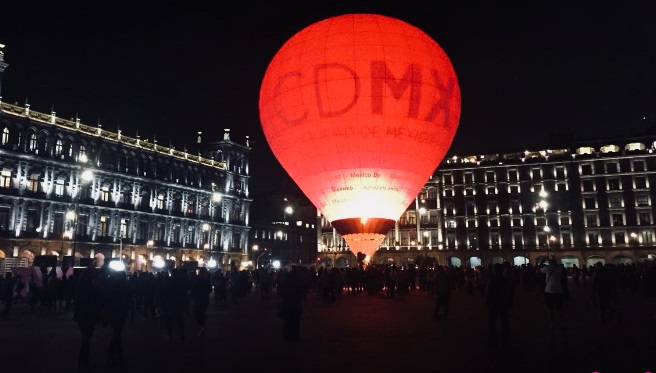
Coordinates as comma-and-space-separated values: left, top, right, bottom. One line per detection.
0, 281, 655, 373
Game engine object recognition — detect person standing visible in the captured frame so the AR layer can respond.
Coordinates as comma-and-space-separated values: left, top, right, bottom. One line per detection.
1, 272, 14, 320
539, 256, 565, 328
191, 268, 212, 337
279, 266, 304, 342
73, 268, 103, 367
106, 270, 133, 366
486, 263, 513, 348
433, 266, 452, 320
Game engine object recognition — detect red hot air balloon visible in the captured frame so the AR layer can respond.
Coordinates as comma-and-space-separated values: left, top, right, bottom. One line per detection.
259, 14, 461, 261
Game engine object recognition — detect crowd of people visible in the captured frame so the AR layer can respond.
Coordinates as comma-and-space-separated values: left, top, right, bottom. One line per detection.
1, 257, 656, 368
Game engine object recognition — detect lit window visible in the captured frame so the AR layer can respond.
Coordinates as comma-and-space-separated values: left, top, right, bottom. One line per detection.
157, 194, 165, 209
55, 179, 65, 196
0, 170, 11, 188
55, 139, 63, 155
29, 133, 37, 151
101, 186, 110, 202
1, 128, 8, 145
99, 216, 109, 236
27, 174, 39, 193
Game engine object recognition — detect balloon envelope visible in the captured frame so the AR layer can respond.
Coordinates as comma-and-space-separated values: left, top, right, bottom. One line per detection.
259, 14, 461, 258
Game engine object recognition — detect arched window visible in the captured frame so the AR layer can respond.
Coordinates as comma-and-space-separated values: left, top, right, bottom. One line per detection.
1, 128, 8, 145
29, 133, 37, 151
55, 139, 63, 155
78, 145, 87, 162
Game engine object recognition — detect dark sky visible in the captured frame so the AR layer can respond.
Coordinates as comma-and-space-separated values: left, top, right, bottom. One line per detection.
1, 1, 655, 195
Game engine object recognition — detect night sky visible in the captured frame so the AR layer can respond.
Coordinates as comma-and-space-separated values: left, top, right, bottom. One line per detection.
1, 1, 655, 196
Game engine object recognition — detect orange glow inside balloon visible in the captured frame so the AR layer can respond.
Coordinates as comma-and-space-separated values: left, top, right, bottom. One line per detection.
259, 14, 461, 259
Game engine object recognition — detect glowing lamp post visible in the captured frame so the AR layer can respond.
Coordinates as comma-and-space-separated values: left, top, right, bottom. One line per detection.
259, 14, 461, 260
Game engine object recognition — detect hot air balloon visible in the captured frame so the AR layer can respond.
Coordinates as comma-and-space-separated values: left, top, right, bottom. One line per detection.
259, 14, 461, 262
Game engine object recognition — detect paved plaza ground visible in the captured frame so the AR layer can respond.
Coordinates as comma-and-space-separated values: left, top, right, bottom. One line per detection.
1, 280, 655, 373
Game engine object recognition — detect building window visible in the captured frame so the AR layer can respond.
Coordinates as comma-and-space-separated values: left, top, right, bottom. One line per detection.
171, 225, 180, 243
584, 197, 596, 209
445, 203, 454, 217
614, 231, 625, 245
508, 169, 518, 182
55, 139, 63, 155
561, 229, 571, 247
486, 171, 495, 183
466, 201, 475, 215
582, 179, 594, 192
79, 145, 86, 161
532, 168, 542, 181
444, 174, 452, 185
29, 133, 37, 151
633, 160, 645, 172
536, 217, 546, 227
611, 213, 624, 226
101, 186, 110, 202
1, 128, 8, 145
607, 178, 620, 190
55, 179, 65, 196
512, 218, 522, 227
490, 231, 500, 247
513, 232, 523, 248
581, 164, 593, 175
642, 230, 654, 244
509, 185, 519, 194
156, 223, 166, 241
467, 219, 476, 228
559, 216, 570, 226
489, 218, 499, 227
586, 213, 598, 227
446, 234, 456, 248
444, 189, 453, 197
486, 186, 496, 195
464, 173, 473, 184
588, 232, 599, 246
99, 216, 109, 237
467, 232, 477, 248
120, 218, 128, 238
608, 195, 623, 209
0, 170, 11, 188
555, 166, 566, 179
187, 199, 196, 214
446, 219, 456, 228
633, 176, 647, 189
465, 187, 474, 196
638, 212, 651, 225
0, 208, 9, 231
636, 193, 649, 207
157, 195, 165, 209
27, 174, 39, 193
606, 162, 619, 173
487, 201, 497, 214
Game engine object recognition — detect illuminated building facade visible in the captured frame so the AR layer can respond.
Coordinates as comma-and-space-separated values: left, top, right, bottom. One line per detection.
320, 140, 656, 268
0, 48, 251, 270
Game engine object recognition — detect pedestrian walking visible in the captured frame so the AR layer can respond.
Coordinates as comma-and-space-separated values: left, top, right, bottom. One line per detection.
539, 256, 565, 328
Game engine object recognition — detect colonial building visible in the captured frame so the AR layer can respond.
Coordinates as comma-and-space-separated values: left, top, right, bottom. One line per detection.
320, 139, 656, 269
0, 46, 251, 271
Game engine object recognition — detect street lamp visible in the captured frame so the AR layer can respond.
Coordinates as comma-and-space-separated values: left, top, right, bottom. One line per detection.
283, 206, 293, 225
256, 248, 269, 269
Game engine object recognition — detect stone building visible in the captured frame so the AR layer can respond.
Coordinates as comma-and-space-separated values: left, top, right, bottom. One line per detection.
0, 46, 251, 270
320, 140, 656, 269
